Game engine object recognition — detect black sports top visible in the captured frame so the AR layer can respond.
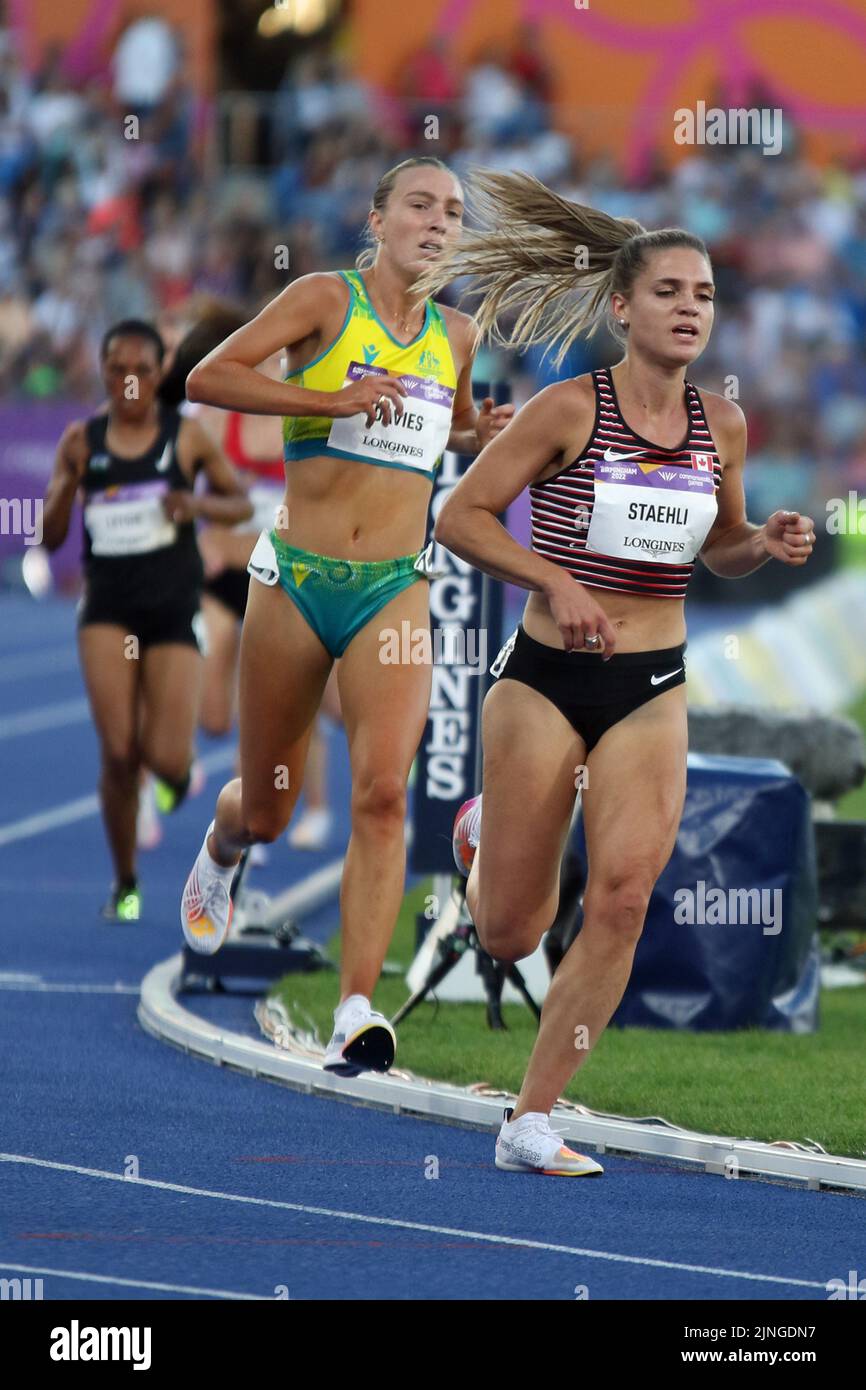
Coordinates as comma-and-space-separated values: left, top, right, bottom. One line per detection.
80, 404, 202, 606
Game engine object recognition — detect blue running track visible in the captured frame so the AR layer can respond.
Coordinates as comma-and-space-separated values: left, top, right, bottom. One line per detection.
0, 593, 861, 1301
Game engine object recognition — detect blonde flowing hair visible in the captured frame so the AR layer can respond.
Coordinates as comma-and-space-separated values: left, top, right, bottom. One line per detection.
413, 168, 710, 366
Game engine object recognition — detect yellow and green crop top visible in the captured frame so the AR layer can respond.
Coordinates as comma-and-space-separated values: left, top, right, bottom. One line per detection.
283, 269, 458, 480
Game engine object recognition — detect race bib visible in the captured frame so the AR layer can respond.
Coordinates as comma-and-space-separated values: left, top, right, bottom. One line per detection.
585, 456, 717, 565
85, 480, 177, 557
327, 362, 454, 474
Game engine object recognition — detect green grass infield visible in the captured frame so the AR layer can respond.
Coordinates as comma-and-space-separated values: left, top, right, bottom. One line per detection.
272, 879, 866, 1160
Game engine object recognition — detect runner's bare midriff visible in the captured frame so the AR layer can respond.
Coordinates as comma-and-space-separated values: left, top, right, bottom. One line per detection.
523, 586, 687, 654
273, 452, 433, 559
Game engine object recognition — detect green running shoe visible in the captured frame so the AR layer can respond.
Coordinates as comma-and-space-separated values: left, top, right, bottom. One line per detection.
153, 761, 204, 814
153, 777, 179, 814
102, 883, 142, 922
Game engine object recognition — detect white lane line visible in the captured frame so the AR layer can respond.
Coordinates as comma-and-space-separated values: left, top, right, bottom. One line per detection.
0, 746, 236, 847
0, 982, 140, 994
0, 697, 90, 740
0, 1262, 261, 1300
0, 793, 99, 847
0, 1152, 826, 1290
0, 650, 78, 684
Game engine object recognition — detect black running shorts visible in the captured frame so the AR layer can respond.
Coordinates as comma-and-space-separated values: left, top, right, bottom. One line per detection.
490, 624, 686, 753
203, 567, 249, 621
78, 590, 205, 653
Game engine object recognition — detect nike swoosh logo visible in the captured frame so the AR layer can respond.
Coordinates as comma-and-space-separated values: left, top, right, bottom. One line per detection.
603, 447, 647, 463
651, 668, 683, 686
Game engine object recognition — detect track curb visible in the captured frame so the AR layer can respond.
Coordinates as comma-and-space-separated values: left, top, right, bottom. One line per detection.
139, 953, 866, 1193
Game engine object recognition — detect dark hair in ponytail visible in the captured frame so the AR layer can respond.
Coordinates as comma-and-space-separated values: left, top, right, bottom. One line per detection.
158, 302, 247, 406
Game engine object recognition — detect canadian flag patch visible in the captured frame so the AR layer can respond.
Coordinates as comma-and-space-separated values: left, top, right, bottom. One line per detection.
691, 453, 713, 473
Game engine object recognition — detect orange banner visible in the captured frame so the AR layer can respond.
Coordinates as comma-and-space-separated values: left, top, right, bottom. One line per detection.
350, 0, 866, 172
15, 0, 215, 95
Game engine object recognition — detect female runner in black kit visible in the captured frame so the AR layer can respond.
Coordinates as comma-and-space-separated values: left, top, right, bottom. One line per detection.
423, 172, 817, 1177
41, 320, 252, 921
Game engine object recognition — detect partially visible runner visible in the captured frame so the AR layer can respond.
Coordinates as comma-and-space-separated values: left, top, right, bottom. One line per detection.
196, 349, 287, 732
157, 300, 261, 731
41, 319, 253, 921
196, 342, 344, 853
179, 156, 513, 1076
285, 668, 342, 851
135, 302, 250, 850
160, 302, 345, 859
427, 172, 816, 1176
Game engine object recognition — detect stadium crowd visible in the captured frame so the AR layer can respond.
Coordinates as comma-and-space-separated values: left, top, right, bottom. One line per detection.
2, 21, 866, 528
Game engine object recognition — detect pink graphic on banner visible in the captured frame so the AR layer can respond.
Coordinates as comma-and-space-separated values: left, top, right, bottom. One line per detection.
61, 0, 123, 84
432, 0, 866, 177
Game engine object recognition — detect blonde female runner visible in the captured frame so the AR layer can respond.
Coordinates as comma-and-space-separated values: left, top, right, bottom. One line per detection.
179, 157, 513, 1075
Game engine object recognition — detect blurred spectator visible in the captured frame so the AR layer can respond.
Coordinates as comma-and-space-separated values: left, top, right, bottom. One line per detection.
464, 44, 535, 144
398, 38, 462, 105
25, 46, 87, 161
506, 26, 553, 104
112, 16, 180, 116
0, 277, 32, 390
0, 21, 865, 556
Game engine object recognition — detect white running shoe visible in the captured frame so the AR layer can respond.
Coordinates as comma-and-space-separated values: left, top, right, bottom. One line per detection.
289, 807, 333, 850
495, 1107, 604, 1177
136, 775, 162, 850
452, 794, 482, 877
189, 760, 207, 798
323, 995, 396, 1077
180, 821, 238, 955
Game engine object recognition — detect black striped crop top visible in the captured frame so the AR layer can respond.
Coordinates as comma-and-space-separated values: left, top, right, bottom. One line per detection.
529, 367, 723, 599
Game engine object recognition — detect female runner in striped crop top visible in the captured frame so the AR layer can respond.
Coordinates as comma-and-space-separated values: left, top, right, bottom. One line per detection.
421, 169, 817, 1176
